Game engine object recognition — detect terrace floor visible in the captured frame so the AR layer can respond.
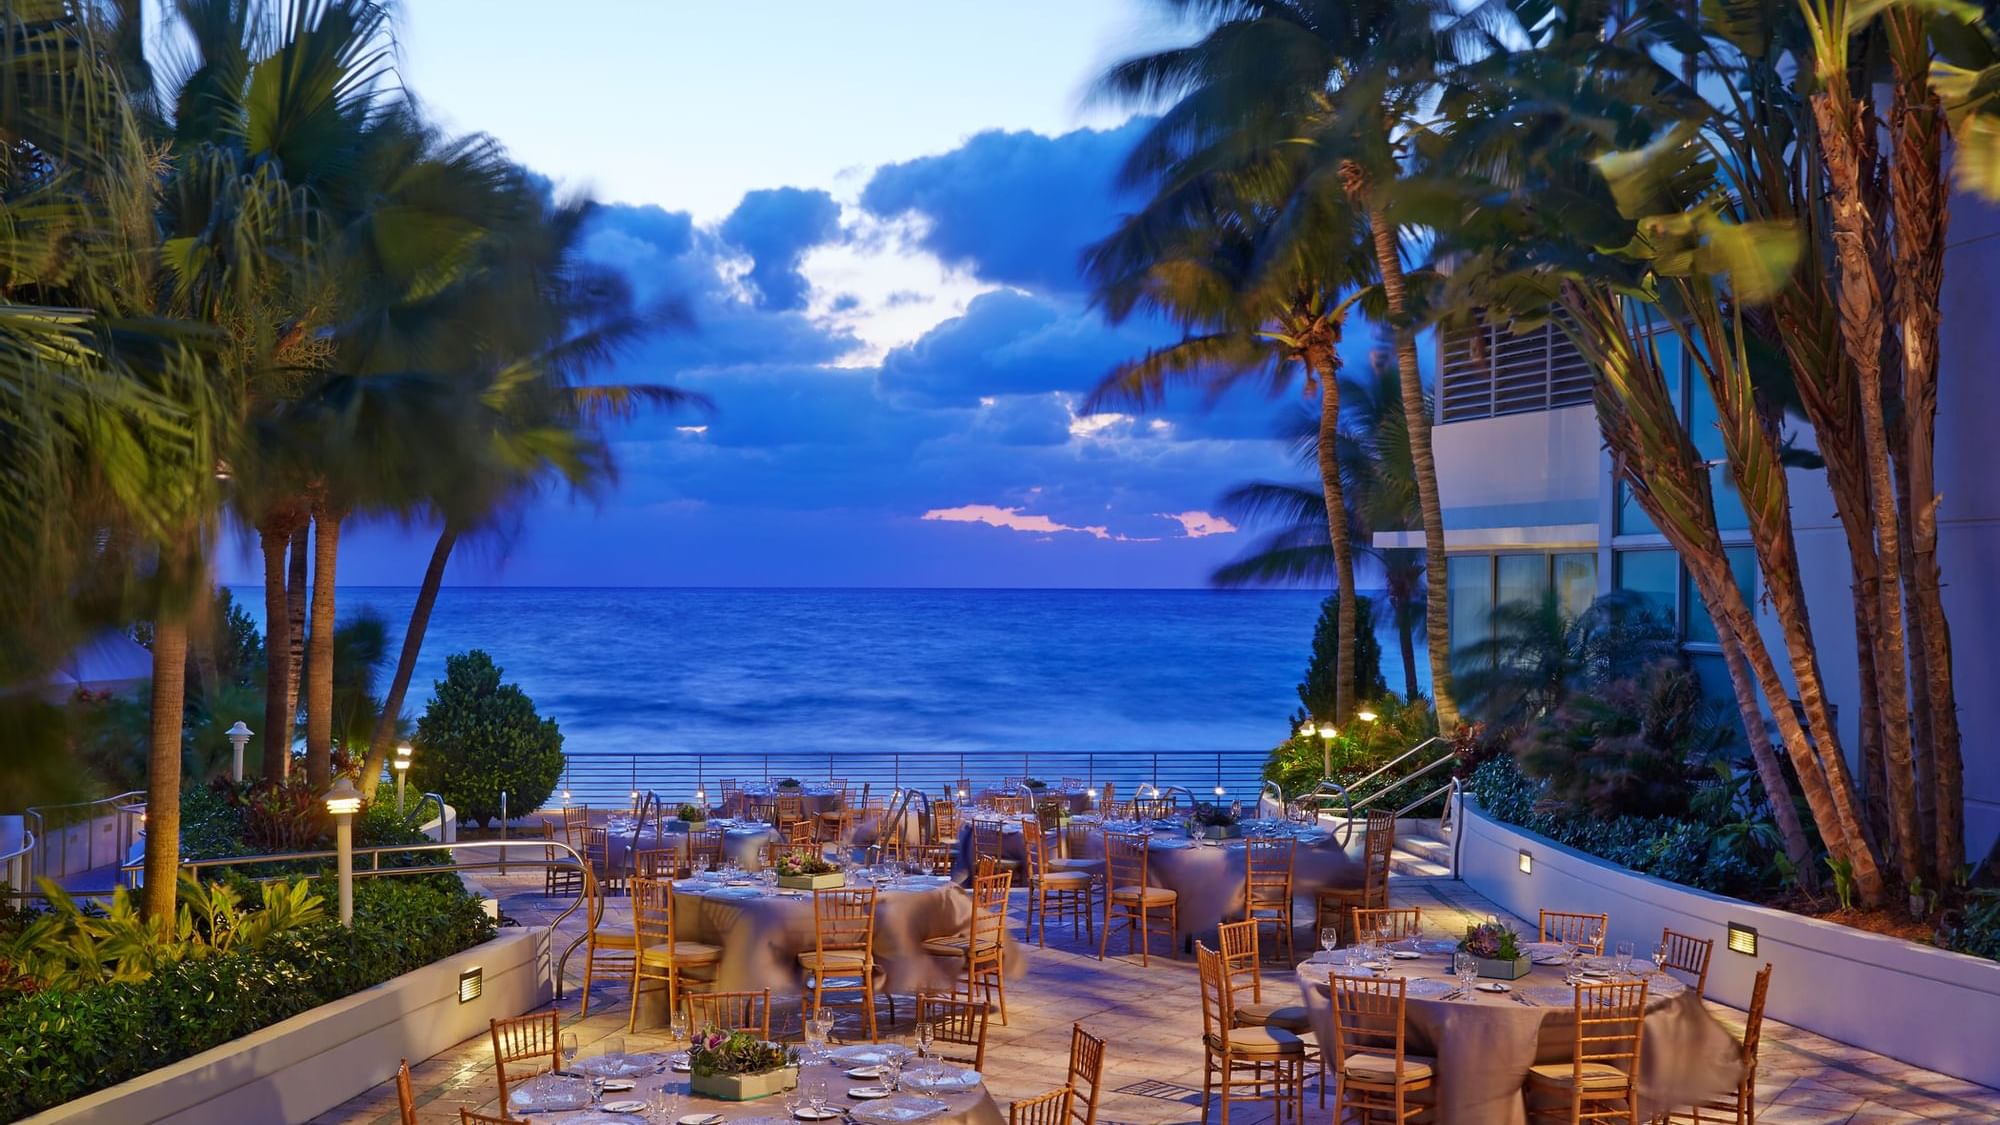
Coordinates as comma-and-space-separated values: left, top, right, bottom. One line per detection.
311, 866, 2000, 1125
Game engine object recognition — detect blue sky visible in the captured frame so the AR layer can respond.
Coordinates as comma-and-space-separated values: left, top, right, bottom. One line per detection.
219, 1, 1388, 588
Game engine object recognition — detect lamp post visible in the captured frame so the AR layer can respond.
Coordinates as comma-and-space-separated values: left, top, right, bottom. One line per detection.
393, 743, 412, 815
324, 777, 362, 927
225, 722, 253, 782
1301, 720, 1340, 778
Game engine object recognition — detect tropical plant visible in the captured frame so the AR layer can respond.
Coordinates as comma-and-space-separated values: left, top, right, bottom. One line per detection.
1451, 591, 1677, 726
2, 876, 322, 990
688, 1028, 798, 1077
407, 650, 563, 826
1513, 659, 1728, 819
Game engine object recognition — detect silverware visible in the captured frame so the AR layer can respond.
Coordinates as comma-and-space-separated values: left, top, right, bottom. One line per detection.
1441, 988, 1465, 1001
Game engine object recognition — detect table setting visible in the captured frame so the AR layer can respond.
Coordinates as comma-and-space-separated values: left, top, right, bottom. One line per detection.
602, 817, 778, 874
1291, 921, 1745, 1123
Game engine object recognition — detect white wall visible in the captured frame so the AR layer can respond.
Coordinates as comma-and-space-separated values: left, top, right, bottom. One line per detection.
1432, 405, 1602, 534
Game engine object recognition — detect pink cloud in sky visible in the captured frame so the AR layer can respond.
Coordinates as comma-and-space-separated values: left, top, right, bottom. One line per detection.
922, 504, 1116, 539
1158, 510, 1238, 538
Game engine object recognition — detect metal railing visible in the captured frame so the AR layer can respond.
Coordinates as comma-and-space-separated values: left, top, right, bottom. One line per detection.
551, 748, 1267, 814
24, 791, 145, 883
1302, 735, 1459, 823
1, 827, 33, 893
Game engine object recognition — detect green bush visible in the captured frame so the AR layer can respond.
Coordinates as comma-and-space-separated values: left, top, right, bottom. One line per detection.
1293, 594, 1389, 727
1513, 660, 1726, 819
1264, 695, 1438, 801
409, 650, 563, 827
0, 877, 493, 1120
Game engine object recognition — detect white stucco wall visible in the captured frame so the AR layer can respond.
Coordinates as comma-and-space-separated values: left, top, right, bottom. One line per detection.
1429, 405, 1602, 542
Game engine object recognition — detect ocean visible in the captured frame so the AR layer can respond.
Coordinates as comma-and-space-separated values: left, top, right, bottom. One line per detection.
235, 587, 1424, 799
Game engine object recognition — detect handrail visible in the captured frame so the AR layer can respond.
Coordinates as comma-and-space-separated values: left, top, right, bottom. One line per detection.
2, 828, 34, 892
1339, 736, 1449, 797
25, 791, 146, 882
411, 792, 447, 832
1155, 784, 1196, 809
1349, 752, 1458, 815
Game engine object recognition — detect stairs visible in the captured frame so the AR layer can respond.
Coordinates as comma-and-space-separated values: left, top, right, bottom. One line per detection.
1391, 820, 1454, 878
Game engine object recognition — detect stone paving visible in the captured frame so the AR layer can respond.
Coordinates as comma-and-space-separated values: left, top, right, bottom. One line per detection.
310, 868, 2000, 1125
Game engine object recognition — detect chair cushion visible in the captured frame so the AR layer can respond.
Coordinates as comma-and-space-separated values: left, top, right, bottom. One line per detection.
639, 941, 723, 967
1342, 1053, 1435, 1083
1111, 886, 1178, 905
1035, 871, 1093, 887
1205, 1026, 1305, 1056
1048, 857, 1102, 871
1527, 1062, 1632, 1090
1235, 1001, 1311, 1032
590, 929, 638, 949
921, 935, 1001, 956
796, 950, 870, 972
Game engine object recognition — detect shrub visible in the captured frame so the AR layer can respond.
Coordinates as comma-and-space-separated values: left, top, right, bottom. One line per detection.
0, 877, 493, 1120
1263, 695, 1438, 801
1513, 660, 1726, 819
1939, 891, 2000, 961
410, 650, 563, 827
1293, 594, 1388, 728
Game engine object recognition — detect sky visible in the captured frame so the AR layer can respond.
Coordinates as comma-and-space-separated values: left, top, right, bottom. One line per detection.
218, 1, 1391, 589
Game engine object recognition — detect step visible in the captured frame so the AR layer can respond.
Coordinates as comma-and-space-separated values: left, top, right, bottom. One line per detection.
1389, 846, 1453, 878
1399, 836, 1453, 862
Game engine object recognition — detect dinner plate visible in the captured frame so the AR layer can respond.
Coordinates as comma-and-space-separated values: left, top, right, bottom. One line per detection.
848, 1086, 893, 1099
679, 1114, 726, 1125
829, 1044, 913, 1066
845, 1066, 882, 1079
903, 1068, 983, 1092
1391, 950, 1423, 960
850, 1096, 954, 1125
1475, 982, 1511, 993
794, 1108, 843, 1120
601, 1079, 637, 1091
602, 1101, 648, 1114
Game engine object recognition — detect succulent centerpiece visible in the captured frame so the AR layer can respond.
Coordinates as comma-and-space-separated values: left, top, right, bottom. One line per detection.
1459, 920, 1531, 980
773, 852, 844, 890
687, 1028, 800, 1100
1190, 801, 1243, 839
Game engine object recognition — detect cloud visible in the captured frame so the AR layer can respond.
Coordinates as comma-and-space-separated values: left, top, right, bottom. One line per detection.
1159, 510, 1238, 538
719, 187, 845, 311
922, 504, 1119, 540
859, 119, 1152, 293
879, 289, 1160, 407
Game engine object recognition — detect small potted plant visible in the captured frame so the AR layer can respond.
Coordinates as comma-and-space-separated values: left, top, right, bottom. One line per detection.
677, 802, 708, 830
773, 852, 845, 890
1459, 921, 1531, 980
775, 777, 803, 791
1023, 777, 1049, 792
687, 1028, 800, 1101
1192, 802, 1243, 839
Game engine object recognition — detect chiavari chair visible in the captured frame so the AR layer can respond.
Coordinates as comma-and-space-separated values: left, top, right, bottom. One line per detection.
394, 1058, 418, 1124
488, 1009, 561, 1108
1327, 971, 1433, 1123
1525, 979, 1650, 1124
1067, 1024, 1107, 1125
718, 779, 741, 817
1662, 963, 1772, 1125
1099, 831, 1177, 966
800, 886, 885, 1040
688, 988, 773, 1038
561, 804, 591, 839
828, 777, 849, 789
786, 819, 819, 845
916, 991, 991, 1070
460, 1111, 510, 1125
1658, 928, 1715, 995
1132, 796, 1173, 820
574, 825, 623, 896
577, 866, 634, 1016
971, 819, 1020, 878
990, 795, 1030, 816
923, 870, 1011, 1023
1022, 817, 1094, 947
1540, 909, 1611, 955
1196, 943, 1306, 1125
1097, 783, 1116, 817
687, 825, 725, 873
775, 792, 809, 836
906, 841, 955, 877
1216, 920, 1311, 1033
1244, 835, 1297, 963
818, 789, 856, 843
543, 820, 582, 896
931, 800, 960, 844
629, 876, 721, 1031
1353, 906, 1423, 943
1317, 810, 1393, 941
634, 847, 680, 881
1010, 1087, 1075, 1125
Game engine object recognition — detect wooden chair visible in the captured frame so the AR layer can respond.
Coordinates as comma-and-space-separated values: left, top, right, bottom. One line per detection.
629, 876, 722, 1031
634, 847, 679, 880
1662, 963, 1772, 1125
460, 1112, 510, 1125
1216, 920, 1311, 1033
923, 870, 1011, 1023
930, 800, 960, 844
1525, 979, 1649, 1124
972, 820, 1020, 878
718, 779, 742, 817
688, 988, 773, 1038
542, 820, 582, 896
1244, 835, 1297, 963
776, 793, 809, 838
1067, 1024, 1107, 1125
577, 867, 635, 1017
818, 790, 856, 843
394, 1058, 418, 1124
800, 886, 884, 1040
687, 825, 724, 873
1010, 1087, 1075, 1125
1050, 822, 1097, 866
1132, 796, 1173, 820
1097, 783, 1116, 817
1196, 943, 1305, 1125
916, 991, 991, 1070
1540, 909, 1610, 954
1353, 906, 1423, 943
771, 841, 821, 867
991, 795, 1030, 816
1317, 810, 1392, 941
785, 819, 820, 845
1326, 972, 1434, 1124
575, 825, 624, 896
488, 1009, 560, 1109
1099, 831, 1177, 966
561, 805, 591, 839
1023, 818, 1094, 947
906, 842, 955, 876
1658, 928, 1715, 996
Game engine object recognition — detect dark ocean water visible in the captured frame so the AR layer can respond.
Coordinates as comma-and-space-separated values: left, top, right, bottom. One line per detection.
233, 587, 1424, 789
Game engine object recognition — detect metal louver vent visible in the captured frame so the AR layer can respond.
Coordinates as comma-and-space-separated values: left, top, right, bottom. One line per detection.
1439, 318, 1594, 423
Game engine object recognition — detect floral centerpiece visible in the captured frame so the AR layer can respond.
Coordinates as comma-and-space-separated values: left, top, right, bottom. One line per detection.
773, 852, 844, 890
687, 1028, 800, 1100
1459, 920, 1531, 979
677, 802, 708, 827
1191, 802, 1243, 839
1023, 777, 1049, 791
776, 777, 803, 791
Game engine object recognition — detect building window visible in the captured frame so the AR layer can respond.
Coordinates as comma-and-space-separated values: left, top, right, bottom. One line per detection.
1445, 551, 1600, 653
1612, 327, 1750, 533
1613, 546, 1757, 645
1438, 318, 1594, 423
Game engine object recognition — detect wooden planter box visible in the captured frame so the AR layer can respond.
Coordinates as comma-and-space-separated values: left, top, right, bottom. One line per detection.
690, 1065, 798, 1101
678, 820, 708, 833
776, 872, 845, 891
1474, 955, 1532, 980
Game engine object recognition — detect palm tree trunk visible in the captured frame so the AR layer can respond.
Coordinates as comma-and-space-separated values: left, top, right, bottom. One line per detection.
1373, 216, 1457, 729
1397, 606, 1420, 703
284, 523, 308, 738
1712, 614, 1815, 878
259, 517, 296, 779
304, 503, 343, 790
143, 615, 187, 920
359, 525, 458, 797
1813, 89, 1923, 887
1315, 361, 1358, 722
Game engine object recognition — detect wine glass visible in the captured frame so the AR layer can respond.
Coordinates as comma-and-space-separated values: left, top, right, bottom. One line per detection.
560, 1032, 579, 1073
1615, 940, 1635, 976
1192, 823, 1208, 846
784, 1086, 804, 1122
881, 1053, 905, 1092
917, 1019, 937, 1061
1651, 940, 1668, 978
812, 1008, 837, 1056
649, 1087, 680, 1124
669, 1009, 690, 1045
1319, 925, 1339, 959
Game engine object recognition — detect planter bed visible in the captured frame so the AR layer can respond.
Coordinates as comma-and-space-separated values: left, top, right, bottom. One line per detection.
1456, 797, 2000, 1088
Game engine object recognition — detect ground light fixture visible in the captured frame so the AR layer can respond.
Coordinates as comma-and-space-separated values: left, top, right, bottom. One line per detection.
1518, 849, 1533, 874
394, 743, 413, 815
226, 721, 253, 782
1727, 922, 1759, 956
1357, 709, 1378, 723
458, 967, 483, 1004
325, 777, 362, 927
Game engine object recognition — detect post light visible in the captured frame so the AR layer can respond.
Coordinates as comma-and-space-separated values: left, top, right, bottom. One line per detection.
1518, 849, 1533, 874
1317, 722, 1339, 777
1213, 785, 1227, 797
1357, 709, 1378, 723
394, 743, 413, 815
324, 777, 362, 927
225, 722, 253, 782
1726, 922, 1758, 956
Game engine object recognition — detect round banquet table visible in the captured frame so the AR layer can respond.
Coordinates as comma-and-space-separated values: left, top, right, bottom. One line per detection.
671, 874, 1027, 996
1073, 820, 1365, 947
974, 787, 1094, 814
1293, 946, 1744, 1124
501, 1049, 1005, 1125
606, 818, 777, 872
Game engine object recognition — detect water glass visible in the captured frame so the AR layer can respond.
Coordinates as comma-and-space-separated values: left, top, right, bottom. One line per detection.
1615, 940, 1635, 975
882, 1054, 904, 1092
1456, 953, 1478, 995
813, 1008, 837, 1051
560, 1032, 579, 1072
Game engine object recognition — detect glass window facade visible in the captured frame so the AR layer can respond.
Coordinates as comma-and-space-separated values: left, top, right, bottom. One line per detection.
1445, 551, 1600, 655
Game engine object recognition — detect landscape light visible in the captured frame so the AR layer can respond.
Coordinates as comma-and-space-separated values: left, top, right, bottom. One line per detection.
324, 778, 362, 927
226, 721, 253, 782
1518, 849, 1533, 874
323, 777, 362, 817
1298, 720, 1317, 737
458, 967, 483, 1004
1213, 785, 1226, 797
1357, 709, 1378, 723
1727, 922, 1758, 956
